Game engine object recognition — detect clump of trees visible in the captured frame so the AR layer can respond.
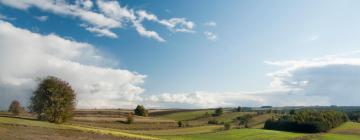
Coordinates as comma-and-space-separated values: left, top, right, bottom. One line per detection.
264, 109, 348, 133
134, 105, 148, 117
29, 76, 76, 124
8, 100, 22, 116
214, 108, 224, 116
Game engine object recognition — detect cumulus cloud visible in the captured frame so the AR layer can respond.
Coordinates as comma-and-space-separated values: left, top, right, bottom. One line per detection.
0, 0, 195, 41
0, 20, 145, 109
204, 31, 217, 41
34, 15, 48, 22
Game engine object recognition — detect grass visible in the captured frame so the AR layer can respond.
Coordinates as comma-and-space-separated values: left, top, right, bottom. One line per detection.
127, 125, 222, 135
328, 122, 360, 135
0, 117, 159, 140
161, 128, 306, 140
312, 134, 360, 140
160, 110, 214, 121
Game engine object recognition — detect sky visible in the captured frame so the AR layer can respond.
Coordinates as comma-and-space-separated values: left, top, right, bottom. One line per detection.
1, 0, 360, 109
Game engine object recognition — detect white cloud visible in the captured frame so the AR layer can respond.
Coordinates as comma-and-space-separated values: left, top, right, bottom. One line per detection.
266, 51, 360, 105
204, 31, 217, 41
0, 0, 195, 41
204, 21, 216, 27
83, 25, 118, 38
34, 15, 48, 22
0, 20, 146, 109
144, 90, 329, 108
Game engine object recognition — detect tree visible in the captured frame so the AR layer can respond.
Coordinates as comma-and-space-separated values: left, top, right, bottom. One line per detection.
29, 76, 76, 123
178, 121, 183, 127
8, 100, 21, 116
214, 108, 224, 116
134, 105, 148, 117
126, 112, 134, 124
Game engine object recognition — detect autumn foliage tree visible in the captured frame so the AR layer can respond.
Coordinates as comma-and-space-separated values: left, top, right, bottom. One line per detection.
8, 100, 21, 116
29, 76, 76, 123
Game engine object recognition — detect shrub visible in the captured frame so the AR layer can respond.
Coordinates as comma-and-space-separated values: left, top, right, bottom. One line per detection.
8, 100, 21, 116
134, 105, 148, 117
126, 112, 134, 124
29, 76, 76, 123
178, 121, 183, 127
214, 108, 224, 116
224, 122, 231, 130
264, 109, 348, 133
237, 114, 253, 128
208, 119, 219, 124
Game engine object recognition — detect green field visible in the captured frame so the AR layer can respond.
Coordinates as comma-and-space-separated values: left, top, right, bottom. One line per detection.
161, 128, 306, 140
127, 125, 222, 135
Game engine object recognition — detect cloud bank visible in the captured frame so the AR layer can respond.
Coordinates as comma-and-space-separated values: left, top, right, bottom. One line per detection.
0, 20, 145, 109
0, 0, 195, 41
145, 52, 360, 108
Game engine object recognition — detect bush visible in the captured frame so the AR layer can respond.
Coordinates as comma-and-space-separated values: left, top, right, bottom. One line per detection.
214, 108, 224, 116
8, 100, 21, 116
134, 105, 148, 117
208, 119, 219, 124
29, 76, 76, 123
224, 122, 231, 130
264, 109, 348, 133
126, 112, 134, 124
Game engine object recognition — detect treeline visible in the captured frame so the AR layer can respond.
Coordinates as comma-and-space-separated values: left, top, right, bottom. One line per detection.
264, 109, 348, 133
348, 112, 360, 122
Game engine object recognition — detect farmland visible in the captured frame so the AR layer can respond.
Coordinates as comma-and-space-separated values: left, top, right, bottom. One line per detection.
1, 108, 360, 140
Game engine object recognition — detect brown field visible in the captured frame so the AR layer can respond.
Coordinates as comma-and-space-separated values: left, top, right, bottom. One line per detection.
0, 123, 134, 140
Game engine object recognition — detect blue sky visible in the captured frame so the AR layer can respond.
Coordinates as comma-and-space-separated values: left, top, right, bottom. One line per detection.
1, 0, 360, 109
